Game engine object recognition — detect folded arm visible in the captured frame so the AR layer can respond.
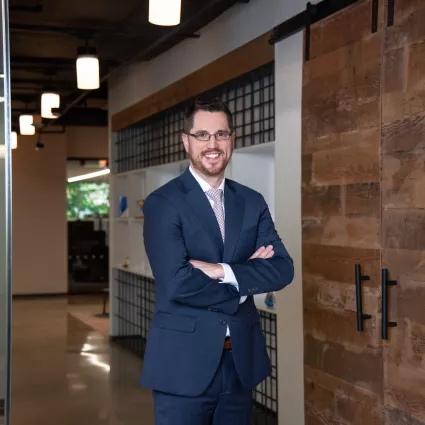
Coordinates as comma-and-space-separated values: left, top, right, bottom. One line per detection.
143, 193, 240, 314
227, 195, 294, 297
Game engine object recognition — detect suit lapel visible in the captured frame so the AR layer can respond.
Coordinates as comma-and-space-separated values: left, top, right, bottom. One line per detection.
223, 181, 244, 263
185, 190, 224, 258
180, 168, 224, 260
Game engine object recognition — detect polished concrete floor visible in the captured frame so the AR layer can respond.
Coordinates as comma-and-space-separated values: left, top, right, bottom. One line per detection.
11, 297, 154, 425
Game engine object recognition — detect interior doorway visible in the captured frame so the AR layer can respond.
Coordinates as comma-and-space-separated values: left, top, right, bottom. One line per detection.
66, 158, 109, 295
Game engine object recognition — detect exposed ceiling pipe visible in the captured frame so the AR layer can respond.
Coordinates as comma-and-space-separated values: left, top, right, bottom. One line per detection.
10, 0, 42, 12
10, 23, 134, 38
42, 0, 248, 130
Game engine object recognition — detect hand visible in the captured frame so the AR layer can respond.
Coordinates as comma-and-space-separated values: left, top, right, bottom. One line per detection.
189, 260, 225, 280
249, 245, 274, 260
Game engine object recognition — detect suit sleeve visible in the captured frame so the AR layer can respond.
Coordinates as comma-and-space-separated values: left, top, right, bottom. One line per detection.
228, 195, 294, 297
143, 193, 240, 314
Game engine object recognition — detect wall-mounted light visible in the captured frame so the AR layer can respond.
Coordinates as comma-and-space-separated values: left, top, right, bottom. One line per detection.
68, 168, 110, 183
41, 92, 60, 119
19, 115, 35, 135
76, 46, 100, 90
11, 131, 17, 149
149, 0, 181, 26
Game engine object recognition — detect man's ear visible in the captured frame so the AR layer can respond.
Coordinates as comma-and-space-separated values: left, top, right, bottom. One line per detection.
182, 133, 189, 153
231, 131, 236, 148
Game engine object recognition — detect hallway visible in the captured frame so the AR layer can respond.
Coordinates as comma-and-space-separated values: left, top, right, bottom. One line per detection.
10, 297, 154, 425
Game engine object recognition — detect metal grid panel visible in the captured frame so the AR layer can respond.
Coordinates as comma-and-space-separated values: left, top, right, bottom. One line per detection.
114, 61, 275, 174
112, 269, 155, 356
253, 311, 278, 416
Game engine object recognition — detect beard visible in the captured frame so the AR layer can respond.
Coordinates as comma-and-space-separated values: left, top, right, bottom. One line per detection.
189, 148, 231, 177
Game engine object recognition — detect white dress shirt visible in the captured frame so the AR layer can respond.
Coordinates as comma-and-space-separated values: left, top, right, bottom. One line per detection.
189, 166, 247, 336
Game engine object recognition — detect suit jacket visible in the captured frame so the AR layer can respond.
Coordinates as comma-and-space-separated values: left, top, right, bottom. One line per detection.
139, 166, 294, 397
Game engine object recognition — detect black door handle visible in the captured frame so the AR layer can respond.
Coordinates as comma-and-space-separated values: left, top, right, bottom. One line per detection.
381, 268, 397, 340
355, 264, 372, 331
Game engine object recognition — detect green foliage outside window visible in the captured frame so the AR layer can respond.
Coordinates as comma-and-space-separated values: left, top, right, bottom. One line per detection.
67, 182, 110, 219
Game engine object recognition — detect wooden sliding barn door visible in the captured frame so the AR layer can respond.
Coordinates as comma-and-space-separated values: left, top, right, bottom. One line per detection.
302, 0, 384, 424
381, 1, 425, 423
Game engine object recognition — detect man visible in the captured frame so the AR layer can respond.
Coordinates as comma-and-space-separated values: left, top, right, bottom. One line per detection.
140, 98, 294, 425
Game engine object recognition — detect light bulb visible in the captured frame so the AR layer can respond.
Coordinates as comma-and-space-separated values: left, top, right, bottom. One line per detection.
149, 0, 181, 26
76, 47, 100, 90
11, 131, 17, 149
19, 115, 35, 136
41, 92, 60, 119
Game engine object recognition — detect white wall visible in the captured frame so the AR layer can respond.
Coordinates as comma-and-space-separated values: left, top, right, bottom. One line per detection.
274, 31, 304, 425
67, 126, 108, 159
109, 0, 308, 115
12, 134, 67, 295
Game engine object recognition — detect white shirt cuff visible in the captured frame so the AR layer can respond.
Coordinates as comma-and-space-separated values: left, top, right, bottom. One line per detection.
218, 263, 247, 304
218, 263, 238, 287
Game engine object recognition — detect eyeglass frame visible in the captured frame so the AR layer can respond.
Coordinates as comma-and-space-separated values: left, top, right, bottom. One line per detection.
184, 129, 235, 142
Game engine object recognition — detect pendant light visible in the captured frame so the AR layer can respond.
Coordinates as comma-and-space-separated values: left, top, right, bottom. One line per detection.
19, 115, 35, 136
11, 131, 17, 149
149, 0, 181, 26
41, 92, 60, 119
76, 45, 100, 90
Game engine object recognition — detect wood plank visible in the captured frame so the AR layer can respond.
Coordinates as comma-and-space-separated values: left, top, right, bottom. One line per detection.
385, 406, 425, 425
346, 182, 380, 217
303, 215, 380, 249
310, 131, 380, 187
382, 113, 425, 153
303, 244, 380, 284
315, 279, 379, 317
303, 98, 380, 140
303, 35, 381, 86
304, 300, 379, 349
302, 185, 341, 218
382, 150, 425, 209
308, 0, 372, 60
382, 249, 425, 283
385, 362, 425, 423
385, 6, 425, 51
383, 210, 425, 251
304, 335, 383, 394
394, 0, 425, 22
303, 54, 381, 108
111, 32, 274, 131
336, 392, 382, 425
407, 41, 425, 90
383, 46, 406, 94
303, 127, 379, 157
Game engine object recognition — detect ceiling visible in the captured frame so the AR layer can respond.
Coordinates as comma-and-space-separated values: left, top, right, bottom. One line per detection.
9, 0, 247, 131
67, 159, 109, 183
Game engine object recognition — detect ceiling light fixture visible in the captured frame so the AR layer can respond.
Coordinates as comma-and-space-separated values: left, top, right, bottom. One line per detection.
11, 131, 17, 150
41, 92, 60, 119
76, 46, 100, 90
149, 0, 181, 26
68, 168, 110, 183
19, 115, 35, 135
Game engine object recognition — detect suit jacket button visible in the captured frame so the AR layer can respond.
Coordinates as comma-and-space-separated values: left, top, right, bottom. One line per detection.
220, 319, 227, 325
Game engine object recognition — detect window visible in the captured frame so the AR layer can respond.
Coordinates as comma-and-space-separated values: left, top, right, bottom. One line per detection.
67, 182, 110, 219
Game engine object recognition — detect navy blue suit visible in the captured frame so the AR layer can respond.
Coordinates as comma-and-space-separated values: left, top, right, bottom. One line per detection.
140, 167, 294, 424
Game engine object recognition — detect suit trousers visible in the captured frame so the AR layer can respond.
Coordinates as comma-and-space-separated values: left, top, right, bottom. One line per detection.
152, 349, 252, 425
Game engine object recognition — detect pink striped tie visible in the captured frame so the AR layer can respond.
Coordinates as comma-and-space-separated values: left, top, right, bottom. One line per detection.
206, 188, 225, 241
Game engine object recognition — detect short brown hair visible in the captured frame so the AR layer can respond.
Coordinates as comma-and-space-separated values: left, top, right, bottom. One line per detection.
183, 97, 233, 134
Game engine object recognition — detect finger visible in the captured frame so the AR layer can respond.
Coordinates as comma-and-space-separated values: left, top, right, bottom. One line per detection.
258, 245, 273, 259
250, 246, 265, 259
265, 250, 274, 259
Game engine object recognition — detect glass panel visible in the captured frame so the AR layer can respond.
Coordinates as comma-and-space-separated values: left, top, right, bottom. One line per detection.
0, 0, 12, 424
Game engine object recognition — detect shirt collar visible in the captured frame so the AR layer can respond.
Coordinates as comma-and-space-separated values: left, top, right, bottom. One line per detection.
189, 165, 225, 193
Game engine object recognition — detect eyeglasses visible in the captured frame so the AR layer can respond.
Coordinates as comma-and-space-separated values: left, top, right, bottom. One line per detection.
186, 130, 233, 141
